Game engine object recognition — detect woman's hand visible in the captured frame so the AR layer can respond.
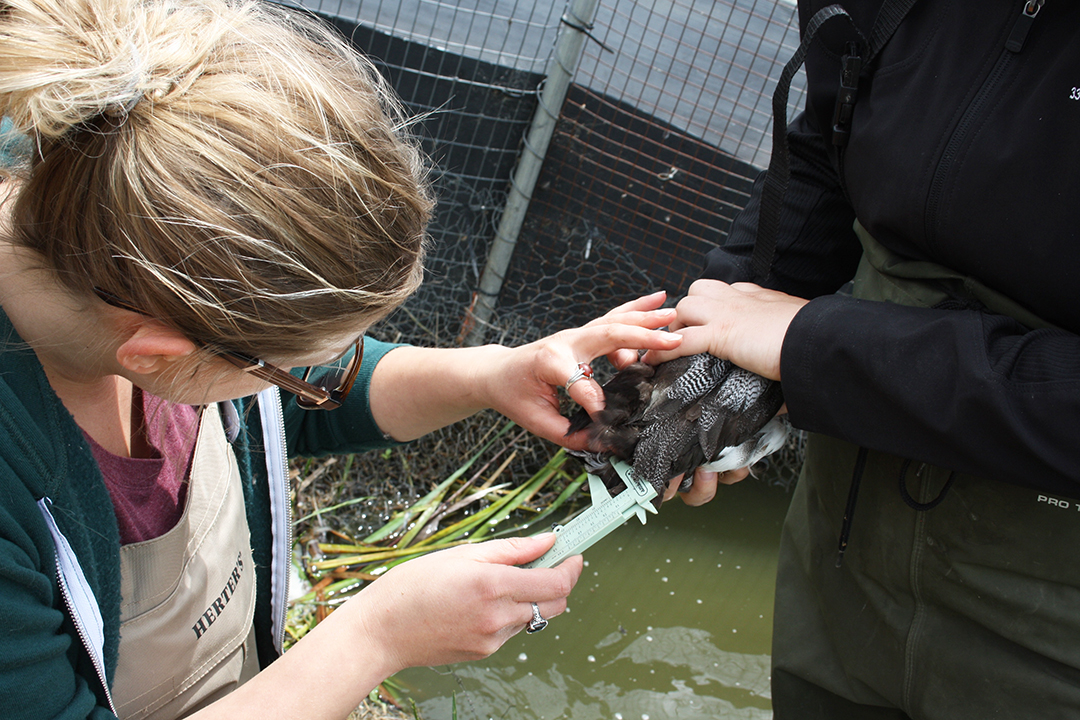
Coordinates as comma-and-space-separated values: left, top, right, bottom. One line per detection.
477, 291, 683, 447
206, 535, 580, 720
369, 292, 681, 444
647, 280, 809, 381
352, 534, 582, 672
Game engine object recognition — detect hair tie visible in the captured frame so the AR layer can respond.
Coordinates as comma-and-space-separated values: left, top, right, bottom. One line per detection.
110, 42, 145, 116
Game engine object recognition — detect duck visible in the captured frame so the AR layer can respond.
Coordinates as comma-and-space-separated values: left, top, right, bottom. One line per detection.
567, 353, 790, 500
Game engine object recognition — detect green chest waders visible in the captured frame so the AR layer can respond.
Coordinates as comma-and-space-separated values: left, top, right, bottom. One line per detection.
771, 222, 1080, 720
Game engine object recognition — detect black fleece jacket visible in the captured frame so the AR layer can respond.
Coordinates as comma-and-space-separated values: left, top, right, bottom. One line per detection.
703, 0, 1080, 496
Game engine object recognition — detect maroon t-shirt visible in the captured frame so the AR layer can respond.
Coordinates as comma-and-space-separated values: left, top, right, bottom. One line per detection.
84, 393, 200, 545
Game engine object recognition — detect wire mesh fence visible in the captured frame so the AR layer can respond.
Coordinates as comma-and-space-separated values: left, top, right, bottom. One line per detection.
280, 0, 805, 349
490, 0, 805, 342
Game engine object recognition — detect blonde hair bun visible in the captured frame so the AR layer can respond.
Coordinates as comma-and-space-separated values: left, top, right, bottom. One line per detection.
0, 0, 162, 136
2, 0, 432, 359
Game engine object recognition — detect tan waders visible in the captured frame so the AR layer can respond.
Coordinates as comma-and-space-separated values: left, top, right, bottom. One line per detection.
110, 404, 259, 719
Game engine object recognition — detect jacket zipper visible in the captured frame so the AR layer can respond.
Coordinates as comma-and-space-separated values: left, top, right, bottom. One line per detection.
924, 1, 1042, 243
37, 498, 118, 715
258, 387, 292, 655
54, 563, 118, 715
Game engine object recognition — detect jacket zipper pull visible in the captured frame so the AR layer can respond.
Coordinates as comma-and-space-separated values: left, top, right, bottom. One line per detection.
1006, 0, 1044, 53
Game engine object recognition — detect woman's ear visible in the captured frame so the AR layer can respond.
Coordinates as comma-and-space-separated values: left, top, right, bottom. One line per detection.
115, 320, 198, 375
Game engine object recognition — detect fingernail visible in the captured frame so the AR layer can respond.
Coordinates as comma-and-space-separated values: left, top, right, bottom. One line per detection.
661, 332, 682, 341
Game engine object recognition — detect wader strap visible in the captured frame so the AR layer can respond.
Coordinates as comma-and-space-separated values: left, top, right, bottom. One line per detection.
751, 0, 918, 282
835, 446, 868, 567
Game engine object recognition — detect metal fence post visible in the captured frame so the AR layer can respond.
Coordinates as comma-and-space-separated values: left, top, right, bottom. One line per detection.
460, 0, 601, 346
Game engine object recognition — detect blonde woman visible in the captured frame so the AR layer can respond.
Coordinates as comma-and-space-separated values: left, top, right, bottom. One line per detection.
0, 1, 683, 718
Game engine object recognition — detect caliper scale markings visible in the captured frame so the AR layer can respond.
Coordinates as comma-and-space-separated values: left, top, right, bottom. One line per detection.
521, 460, 658, 569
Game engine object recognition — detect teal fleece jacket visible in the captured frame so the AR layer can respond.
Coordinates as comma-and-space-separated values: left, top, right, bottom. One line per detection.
0, 310, 402, 719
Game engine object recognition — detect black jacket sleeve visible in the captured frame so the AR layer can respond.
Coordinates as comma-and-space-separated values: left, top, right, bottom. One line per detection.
782, 296, 1080, 496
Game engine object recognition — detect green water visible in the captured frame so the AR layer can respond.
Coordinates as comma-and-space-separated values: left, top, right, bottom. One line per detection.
396, 478, 794, 720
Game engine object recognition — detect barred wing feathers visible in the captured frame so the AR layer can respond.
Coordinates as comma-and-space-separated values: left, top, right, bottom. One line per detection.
568, 353, 788, 499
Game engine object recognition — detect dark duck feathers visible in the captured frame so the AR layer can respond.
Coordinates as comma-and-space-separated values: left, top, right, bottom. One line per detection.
567, 353, 789, 499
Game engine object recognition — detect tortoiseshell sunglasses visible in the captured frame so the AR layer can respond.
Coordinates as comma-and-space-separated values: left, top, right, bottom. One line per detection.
94, 288, 363, 410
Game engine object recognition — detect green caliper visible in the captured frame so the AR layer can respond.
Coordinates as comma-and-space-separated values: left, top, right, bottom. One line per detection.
521, 460, 658, 569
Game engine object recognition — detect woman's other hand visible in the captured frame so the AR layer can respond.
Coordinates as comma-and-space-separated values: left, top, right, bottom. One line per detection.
352, 534, 582, 672
214, 535, 580, 720
481, 291, 683, 447
369, 292, 681, 443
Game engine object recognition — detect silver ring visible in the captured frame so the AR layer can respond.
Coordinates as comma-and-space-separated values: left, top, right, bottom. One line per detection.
564, 363, 593, 389
526, 602, 548, 633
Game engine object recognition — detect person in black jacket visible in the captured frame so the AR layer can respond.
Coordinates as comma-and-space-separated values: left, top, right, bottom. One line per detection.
651, 1, 1080, 718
